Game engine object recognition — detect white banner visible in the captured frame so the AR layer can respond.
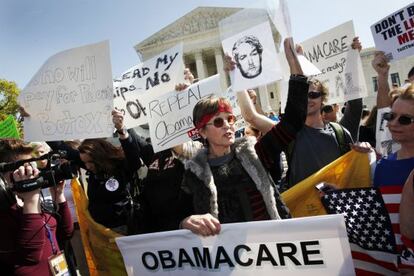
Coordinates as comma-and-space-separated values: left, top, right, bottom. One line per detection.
301, 21, 368, 103
221, 21, 282, 92
116, 215, 355, 276
19, 41, 113, 141
371, 3, 414, 62
113, 43, 184, 128
146, 75, 221, 153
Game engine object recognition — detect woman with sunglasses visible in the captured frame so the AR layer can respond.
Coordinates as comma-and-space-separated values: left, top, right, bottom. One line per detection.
370, 85, 414, 271
179, 95, 291, 236
374, 86, 414, 188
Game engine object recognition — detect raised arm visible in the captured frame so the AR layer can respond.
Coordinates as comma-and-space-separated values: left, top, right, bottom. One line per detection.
372, 51, 391, 108
112, 109, 154, 169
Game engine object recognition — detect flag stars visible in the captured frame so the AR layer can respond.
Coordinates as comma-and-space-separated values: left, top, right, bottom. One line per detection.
355, 203, 361, 209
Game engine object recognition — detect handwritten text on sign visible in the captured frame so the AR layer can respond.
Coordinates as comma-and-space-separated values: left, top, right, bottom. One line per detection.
371, 3, 414, 61
301, 21, 367, 103
19, 41, 113, 141
146, 75, 221, 153
113, 44, 184, 128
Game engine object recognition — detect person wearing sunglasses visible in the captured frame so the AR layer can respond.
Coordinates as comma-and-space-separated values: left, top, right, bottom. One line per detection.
235, 37, 363, 191
373, 85, 414, 188
371, 82, 414, 274
179, 95, 290, 236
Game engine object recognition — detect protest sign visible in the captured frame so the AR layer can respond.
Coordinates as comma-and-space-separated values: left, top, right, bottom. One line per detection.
371, 3, 414, 61
19, 41, 113, 141
116, 214, 355, 276
0, 115, 20, 138
301, 21, 368, 103
265, 0, 292, 39
113, 43, 184, 128
376, 107, 401, 156
221, 21, 282, 92
146, 75, 221, 153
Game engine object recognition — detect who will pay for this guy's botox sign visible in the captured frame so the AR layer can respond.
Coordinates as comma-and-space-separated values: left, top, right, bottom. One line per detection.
221, 21, 282, 92
19, 41, 113, 141
116, 214, 355, 276
145, 75, 221, 153
371, 3, 414, 61
301, 21, 368, 104
113, 43, 184, 129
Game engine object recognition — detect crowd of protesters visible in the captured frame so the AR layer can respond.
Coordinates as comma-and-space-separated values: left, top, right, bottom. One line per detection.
1, 33, 413, 276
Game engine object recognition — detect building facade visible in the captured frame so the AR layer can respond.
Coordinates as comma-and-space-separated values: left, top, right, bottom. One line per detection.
361, 47, 414, 109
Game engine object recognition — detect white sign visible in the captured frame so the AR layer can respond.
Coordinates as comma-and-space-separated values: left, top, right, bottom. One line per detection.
265, 0, 292, 39
113, 44, 184, 128
116, 214, 355, 276
146, 75, 221, 153
301, 21, 368, 103
19, 41, 113, 141
223, 86, 241, 117
376, 107, 401, 156
371, 3, 414, 61
222, 21, 282, 92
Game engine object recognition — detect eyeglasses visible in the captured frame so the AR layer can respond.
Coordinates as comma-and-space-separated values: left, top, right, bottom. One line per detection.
308, 91, 322, 99
383, 112, 414, 125
206, 114, 237, 128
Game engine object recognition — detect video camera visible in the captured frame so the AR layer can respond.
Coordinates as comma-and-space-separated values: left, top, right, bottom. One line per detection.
0, 151, 78, 193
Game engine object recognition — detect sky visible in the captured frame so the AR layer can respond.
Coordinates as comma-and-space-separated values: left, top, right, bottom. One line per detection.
0, 0, 412, 89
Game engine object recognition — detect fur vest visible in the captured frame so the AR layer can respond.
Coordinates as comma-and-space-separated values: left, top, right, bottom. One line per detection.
183, 136, 290, 220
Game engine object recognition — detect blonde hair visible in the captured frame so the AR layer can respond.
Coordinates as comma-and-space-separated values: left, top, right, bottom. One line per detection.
391, 84, 414, 104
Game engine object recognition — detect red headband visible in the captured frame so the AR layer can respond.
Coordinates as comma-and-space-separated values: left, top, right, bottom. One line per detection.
195, 100, 233, 130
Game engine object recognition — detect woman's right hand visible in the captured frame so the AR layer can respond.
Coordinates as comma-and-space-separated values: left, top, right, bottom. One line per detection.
180, 213, 221, 236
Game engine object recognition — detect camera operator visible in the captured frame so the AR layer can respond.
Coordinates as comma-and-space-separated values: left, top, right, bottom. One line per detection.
0, 139, 73, 276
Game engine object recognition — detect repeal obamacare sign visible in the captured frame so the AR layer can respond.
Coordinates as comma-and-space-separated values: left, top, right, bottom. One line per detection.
116, 215, 355, 275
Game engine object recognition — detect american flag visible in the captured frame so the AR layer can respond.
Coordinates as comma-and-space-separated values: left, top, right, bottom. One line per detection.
322, 187, 399, 275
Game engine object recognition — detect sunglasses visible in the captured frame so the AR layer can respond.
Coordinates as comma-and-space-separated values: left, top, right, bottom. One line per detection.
308, 91, 322, 99
206, 114, 237, 128
321, 105, 334, 113
383, 112, 414, 125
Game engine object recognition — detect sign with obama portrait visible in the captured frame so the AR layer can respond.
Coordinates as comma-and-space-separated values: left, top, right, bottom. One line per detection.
221, 21, 283, 92
371, 3, 414, 62
116, 215, 354, 276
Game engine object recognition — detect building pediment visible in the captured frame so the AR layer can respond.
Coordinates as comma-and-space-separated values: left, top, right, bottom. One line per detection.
135, 7, 241, 50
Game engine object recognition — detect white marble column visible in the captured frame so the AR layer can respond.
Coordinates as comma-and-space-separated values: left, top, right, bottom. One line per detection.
194, 51, 206, 80
258, 85, 272, 112
214, 48, 228, 91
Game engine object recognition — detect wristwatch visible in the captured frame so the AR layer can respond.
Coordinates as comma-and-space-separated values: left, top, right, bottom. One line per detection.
116, 128, 127, 136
